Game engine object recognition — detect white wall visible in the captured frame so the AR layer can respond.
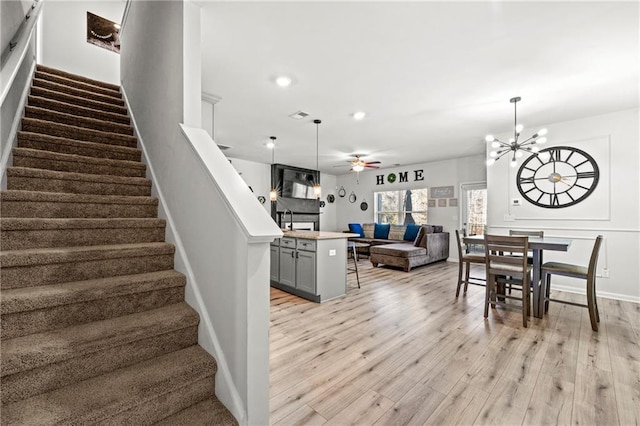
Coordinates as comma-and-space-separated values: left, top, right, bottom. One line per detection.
40, 0, 123, 84
486, 108, 640, 302
319, 173, 338, 231
1, 0, 33, 46
334, 155, 487, 257
228, 157, 271, 214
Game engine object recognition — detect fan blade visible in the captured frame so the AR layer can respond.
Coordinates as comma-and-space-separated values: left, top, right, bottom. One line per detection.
365, 161, 381, 165
365, 165, 380, 169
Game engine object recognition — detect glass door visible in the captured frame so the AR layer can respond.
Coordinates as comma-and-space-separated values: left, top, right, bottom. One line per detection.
461, 182, 487, 237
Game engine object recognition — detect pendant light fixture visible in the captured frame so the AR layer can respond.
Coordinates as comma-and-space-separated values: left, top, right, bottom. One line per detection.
486, 97, 548, 167
268, 136, 278, 202
313, 119, 322, 199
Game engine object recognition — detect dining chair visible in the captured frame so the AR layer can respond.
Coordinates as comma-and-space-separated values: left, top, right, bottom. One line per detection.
509, 229, 544, 262
505, 230, 543, 293
484, 235, 532, 327
540, 235, 603, 331
455, 230, 485, 296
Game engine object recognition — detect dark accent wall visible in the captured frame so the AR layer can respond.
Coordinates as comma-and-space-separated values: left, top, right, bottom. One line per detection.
271, 163, 320, 229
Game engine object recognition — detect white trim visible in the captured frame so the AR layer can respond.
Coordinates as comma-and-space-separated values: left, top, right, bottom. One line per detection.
119, 0, 133, 40
120, 85, 248, 425
550, 284, 640, 304
1, 59, 36, 185
201, 91, 221, 105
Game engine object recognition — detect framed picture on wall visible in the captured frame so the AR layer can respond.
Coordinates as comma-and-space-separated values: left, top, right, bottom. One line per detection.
428, 199, 436, 208
430, 186, 454, 198
437, 199, 447, 207
87, 12, 120, 53
448, 198, 458, 207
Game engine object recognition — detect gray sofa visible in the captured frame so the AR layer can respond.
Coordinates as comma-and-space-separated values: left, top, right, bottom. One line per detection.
349, 224, 449, 272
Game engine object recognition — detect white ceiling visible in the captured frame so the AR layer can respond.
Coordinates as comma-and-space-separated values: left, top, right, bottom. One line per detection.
200, 1, 639, 175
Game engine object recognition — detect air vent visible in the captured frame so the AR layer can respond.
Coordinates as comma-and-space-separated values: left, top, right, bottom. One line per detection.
289, 110, 310, 120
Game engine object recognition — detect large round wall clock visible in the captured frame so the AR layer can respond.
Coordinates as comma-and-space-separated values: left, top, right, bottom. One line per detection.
516, 146, 599, 209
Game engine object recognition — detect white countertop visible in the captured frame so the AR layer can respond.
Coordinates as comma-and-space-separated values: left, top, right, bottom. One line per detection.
282, 230, 359, 240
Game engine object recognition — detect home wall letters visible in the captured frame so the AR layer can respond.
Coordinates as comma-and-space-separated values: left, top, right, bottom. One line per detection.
376, 169, 424, 185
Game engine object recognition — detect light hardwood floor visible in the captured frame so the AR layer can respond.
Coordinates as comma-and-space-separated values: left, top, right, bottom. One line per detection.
269, 259, 640, 425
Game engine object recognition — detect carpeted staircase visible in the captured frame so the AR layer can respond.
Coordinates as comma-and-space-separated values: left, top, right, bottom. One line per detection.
0, 65, 238, 425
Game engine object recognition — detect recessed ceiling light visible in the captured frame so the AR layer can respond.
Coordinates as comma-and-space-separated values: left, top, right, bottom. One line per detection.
276, 76, 292, 87
353, 111, 366, 120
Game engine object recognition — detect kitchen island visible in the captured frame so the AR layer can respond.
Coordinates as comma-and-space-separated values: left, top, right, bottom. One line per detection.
270, 231, 359, 302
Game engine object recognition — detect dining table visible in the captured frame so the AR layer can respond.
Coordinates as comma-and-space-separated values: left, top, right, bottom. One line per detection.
463, 234, 572, 318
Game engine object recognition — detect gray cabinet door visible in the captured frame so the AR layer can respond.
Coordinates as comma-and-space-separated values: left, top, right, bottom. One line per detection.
270, 245, 280, 282
295, 250, 316, 294
279, 247, 296, 287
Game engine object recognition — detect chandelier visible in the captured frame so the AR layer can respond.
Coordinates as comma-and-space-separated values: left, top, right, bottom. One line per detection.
485, 97, 548, 167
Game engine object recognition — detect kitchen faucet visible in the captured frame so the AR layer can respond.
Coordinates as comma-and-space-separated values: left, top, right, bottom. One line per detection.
283, 209, 294, 230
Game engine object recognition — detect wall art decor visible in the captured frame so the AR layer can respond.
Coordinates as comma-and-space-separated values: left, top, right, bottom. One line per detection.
430, 186, 454, 198
338, 186, 346, 197
448, 198, 458, 207
437, 199, 447, 207
427, 199, 436, 208
87, 12, 120, 53
327, 194, 335, 203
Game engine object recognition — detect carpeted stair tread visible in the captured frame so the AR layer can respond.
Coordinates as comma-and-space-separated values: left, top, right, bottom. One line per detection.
155, 397, 238, 426
32, 78, 125, 107
1, 270, 185, 316
1, 217, 164, 231
34, 70, 122, 99
1, 217, 166, 250
1, 242, 175, 290
36, 64, 121, 91
18, 131, 141, 161
1, 345, 216, 425
12, 147, 146, 177
0, 241, 174, 268
7, 166, 152, 196
30, 85, 128, 115
22, 118, 137, 148
1, 302, 199, 376
0, 190, 158, 218
1, 328, 197, 405
28, 95, 130, 125
25, 105, 133, 135
1, 271, 185, 341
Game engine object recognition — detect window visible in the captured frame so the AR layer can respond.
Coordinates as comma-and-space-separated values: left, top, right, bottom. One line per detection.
374, 188, 429, 224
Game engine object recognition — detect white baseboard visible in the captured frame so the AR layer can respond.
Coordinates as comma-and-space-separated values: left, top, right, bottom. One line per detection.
120, 85, 247, 425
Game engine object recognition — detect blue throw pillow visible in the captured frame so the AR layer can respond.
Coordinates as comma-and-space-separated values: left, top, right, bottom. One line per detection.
374, 223, 391, 239
348, 223, 364, 238
404, 224, 421, 241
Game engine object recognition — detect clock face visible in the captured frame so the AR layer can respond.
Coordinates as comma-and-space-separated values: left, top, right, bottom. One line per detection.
516, 146, 599, 208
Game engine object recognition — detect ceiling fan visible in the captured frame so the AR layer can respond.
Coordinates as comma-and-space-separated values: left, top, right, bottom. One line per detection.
344, 155, 381, 172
